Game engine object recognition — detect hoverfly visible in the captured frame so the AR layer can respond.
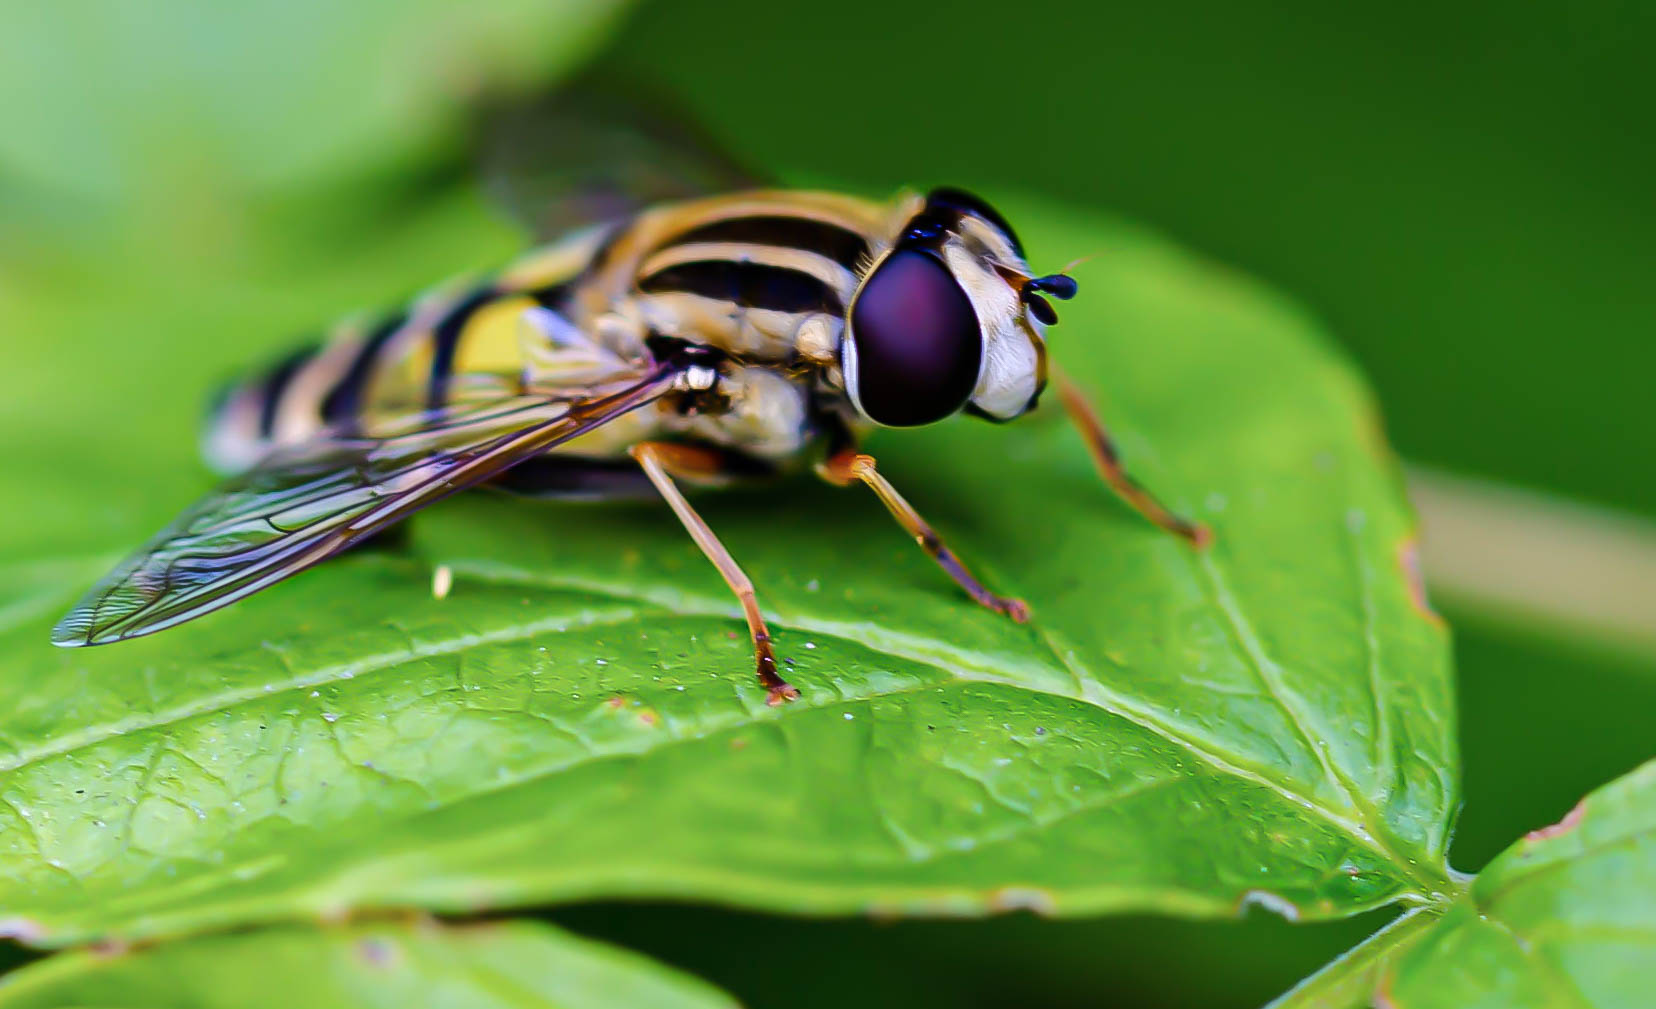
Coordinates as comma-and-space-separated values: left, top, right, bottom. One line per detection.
53, 94, 1208, 705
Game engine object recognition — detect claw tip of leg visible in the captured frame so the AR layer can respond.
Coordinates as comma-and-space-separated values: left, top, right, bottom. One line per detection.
766, 685, 801, 706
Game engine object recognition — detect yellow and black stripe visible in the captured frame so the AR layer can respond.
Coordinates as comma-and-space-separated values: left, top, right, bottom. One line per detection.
203, 191, 896, 474
617, 194, 887, 354
636, 214, 870, 314
203, 229, 606, 474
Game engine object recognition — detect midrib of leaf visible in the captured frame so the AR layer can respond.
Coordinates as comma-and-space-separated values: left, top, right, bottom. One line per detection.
70, 684, 1274, 928
491, 560, 1456, 899
446, 562, 1455, 898
26, 673, 1192, 926
5, 555, 1452, 905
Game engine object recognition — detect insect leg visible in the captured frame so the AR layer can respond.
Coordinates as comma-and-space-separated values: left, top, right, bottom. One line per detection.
817, 450, 1030, 622
1053, 369, 1211, 547
629, 441, 799, 705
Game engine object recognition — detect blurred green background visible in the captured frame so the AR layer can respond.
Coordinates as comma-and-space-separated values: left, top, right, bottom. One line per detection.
1, 0, 1651, 1006
604, 0, 1656, 519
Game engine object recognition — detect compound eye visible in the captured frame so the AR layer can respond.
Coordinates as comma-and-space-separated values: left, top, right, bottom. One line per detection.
846, 250, 982, 427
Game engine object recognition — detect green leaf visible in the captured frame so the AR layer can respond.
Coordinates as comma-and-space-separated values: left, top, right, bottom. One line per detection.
0, 919, 736, 1009
1266, 909, 1441, 1009
0, 193, 1457, 944
0, 1, 631, 199
1271, 759, 1656, 1009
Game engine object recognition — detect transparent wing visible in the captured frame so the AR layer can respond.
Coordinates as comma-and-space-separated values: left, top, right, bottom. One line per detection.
478, 74, 766, 241
53, 368, 681, 646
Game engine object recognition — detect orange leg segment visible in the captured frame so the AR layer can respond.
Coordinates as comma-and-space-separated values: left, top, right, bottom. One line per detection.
1053, 370, 1211, 548
817, 450, 1030, 622
630, 442, 798, 705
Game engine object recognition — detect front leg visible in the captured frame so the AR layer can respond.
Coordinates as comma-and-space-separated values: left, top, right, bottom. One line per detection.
816, 449, 1030, 622
1053, 368, 1211, 547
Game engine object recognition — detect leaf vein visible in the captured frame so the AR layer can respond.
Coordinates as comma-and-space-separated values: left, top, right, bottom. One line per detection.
0, 606, 646, 776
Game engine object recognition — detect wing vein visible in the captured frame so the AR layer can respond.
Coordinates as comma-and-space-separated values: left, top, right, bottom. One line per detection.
53, 366, 680, 646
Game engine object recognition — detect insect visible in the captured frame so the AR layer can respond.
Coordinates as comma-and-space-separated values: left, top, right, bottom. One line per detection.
53, 101, 1208, 705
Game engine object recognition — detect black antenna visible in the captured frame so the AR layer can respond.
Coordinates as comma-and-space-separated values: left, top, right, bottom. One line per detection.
1024, 293, 1059, 325
1027, 274, 1078, 300
1021, 273, 1077, 325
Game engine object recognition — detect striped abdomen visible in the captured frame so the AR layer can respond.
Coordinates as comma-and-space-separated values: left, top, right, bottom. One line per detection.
202, 227, 614, 474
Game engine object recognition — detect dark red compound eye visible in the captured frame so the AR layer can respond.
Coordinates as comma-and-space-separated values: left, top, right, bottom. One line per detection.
847, 250, 982, 427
